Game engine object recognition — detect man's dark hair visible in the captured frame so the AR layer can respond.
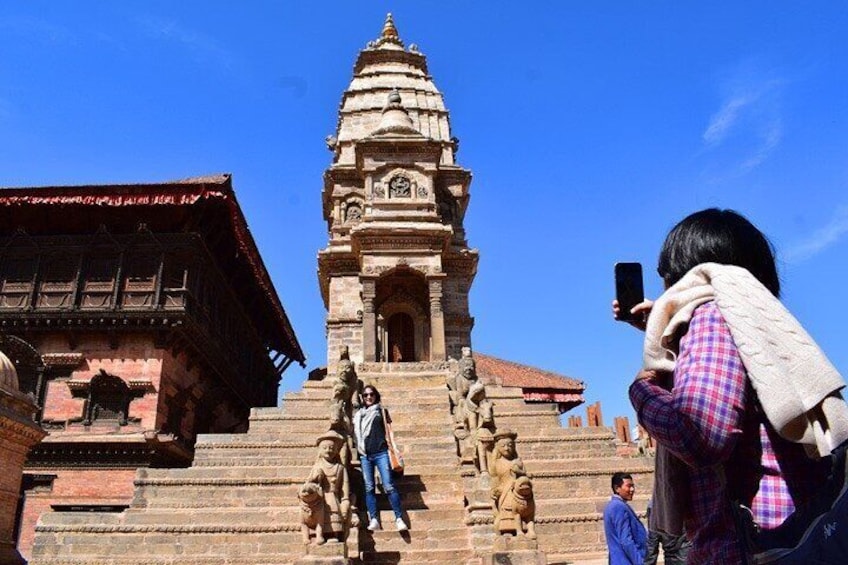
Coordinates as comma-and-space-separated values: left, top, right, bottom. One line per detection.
657, 208, 780, 297
611, 472, 633, 492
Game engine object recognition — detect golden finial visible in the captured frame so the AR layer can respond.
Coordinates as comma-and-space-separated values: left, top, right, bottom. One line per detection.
382, 13, 399, 39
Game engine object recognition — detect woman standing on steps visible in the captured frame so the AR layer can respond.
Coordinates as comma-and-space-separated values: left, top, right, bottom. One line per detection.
353, 384, 408, 532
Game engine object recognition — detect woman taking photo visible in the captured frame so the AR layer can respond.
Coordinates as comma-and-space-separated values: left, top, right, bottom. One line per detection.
616, 208, 847, 564
353, 384, 408, 532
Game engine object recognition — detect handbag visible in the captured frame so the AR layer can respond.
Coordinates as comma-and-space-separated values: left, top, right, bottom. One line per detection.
382, 406, 404, 474
732, 441, 848, 564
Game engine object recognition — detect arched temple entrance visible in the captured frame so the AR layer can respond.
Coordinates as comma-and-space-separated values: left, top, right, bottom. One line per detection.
374, 269, 430, 362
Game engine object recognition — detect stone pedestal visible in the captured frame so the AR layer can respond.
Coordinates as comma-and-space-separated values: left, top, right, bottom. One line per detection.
482, 535, 547, 565
466, 474, 497, 552
0, 389, 47, 564
294, 538, 350, 565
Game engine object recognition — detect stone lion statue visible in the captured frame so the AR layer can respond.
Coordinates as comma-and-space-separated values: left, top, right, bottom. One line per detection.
298, 481, 325, 545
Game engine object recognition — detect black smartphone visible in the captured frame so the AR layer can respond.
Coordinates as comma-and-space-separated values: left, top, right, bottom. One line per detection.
615, 262, 644, 322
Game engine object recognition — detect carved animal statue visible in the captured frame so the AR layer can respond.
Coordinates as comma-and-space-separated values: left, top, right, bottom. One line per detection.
505, 475, 537, 539
298, 481, 325, 545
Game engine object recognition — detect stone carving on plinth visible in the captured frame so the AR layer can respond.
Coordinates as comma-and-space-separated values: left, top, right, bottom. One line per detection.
297, 431, 352, 564
488, 428, 537, 540
464, 380, 495, 475
299, 481, 326, 545
481, 428, 545, 565
0, 346, 47, 565
330, 346, 360, 465
447, 347, 480, 462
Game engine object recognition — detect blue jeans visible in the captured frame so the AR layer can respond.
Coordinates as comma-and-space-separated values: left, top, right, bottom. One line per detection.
360, 449, 403, 520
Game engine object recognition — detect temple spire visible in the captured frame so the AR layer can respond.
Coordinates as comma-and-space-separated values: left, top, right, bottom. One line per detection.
374, 13, 404, 49
382, 13, 399, 40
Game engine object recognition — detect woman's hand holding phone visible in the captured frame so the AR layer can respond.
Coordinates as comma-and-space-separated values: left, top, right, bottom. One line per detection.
612, 298, 653, 331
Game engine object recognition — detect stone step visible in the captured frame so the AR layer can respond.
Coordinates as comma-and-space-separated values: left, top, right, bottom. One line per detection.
525, 456, 654, 473
529, 469, 655, 499
285, 387, 451, 401
358, 547, 474, 564
280, 397, 452, 414
534, 495, 651, 517
360, 524, 471, 552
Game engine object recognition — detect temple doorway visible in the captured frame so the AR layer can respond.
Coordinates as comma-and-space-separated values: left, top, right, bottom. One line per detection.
387, 312, 415, 362
374, 268, 430, 362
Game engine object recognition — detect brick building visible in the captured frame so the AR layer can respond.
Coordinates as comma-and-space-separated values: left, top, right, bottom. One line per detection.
0, 174, 304, 559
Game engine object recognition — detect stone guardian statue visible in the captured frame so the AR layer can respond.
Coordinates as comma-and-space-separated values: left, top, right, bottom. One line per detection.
301, 430, 351, 544
488, 428, 537, 539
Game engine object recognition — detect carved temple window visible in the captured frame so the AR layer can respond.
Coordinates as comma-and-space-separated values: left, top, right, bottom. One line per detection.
36, 253, 81, 309
161, 253, 190, 309
80, 255, 119, 310
68, 370, 150, 426
120, 253, 159, 309
0, 255, 37, 309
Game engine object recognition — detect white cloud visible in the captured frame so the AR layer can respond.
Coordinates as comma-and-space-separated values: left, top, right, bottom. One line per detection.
703, 95, 753, 146
136, 16, 235, 70
701, 68, 785, 173
739, 119, 783, 172
784, 206, 848, 263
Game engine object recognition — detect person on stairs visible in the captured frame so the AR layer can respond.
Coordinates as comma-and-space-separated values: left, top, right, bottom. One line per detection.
603, 472, 647, 564
353, 384, 408, 532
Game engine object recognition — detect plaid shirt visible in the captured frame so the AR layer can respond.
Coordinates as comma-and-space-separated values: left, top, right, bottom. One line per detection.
630, 301, 829, 565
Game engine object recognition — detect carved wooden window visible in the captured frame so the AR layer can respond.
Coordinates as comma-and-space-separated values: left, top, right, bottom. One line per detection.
161, 253, 189, 309
85, 372, 131, 425
36, 254, 80, 309
0, 255, 37, 309
120, 253, 159, 309
80, 255, 118, 309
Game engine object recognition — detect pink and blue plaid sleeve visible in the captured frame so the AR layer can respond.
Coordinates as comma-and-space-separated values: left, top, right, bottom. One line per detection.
630, 302, 748, 468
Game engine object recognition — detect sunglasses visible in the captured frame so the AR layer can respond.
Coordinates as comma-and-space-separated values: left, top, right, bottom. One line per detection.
362, 392, 376, 398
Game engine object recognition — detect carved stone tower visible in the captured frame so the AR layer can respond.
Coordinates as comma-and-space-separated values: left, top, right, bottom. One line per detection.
319, 14, 478, 366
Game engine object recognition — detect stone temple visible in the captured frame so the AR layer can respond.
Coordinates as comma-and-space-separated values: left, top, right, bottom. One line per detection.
4, 14, 653, 565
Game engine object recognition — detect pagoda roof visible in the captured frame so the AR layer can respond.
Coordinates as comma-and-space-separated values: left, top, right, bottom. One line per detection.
0, 174, 305, 366
475, 353, 585, 412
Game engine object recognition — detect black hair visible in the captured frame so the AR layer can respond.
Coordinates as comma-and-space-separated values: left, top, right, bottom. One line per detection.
658, 208, 780, 297
611, 472, 633, 492
361, 385, 381, 404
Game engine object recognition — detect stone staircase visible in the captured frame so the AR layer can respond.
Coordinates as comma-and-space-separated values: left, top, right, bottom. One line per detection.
29, 365, 653, 564
478, 386, 654, 564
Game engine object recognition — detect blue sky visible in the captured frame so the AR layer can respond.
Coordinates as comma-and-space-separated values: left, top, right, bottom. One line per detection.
1, 2, 846, 425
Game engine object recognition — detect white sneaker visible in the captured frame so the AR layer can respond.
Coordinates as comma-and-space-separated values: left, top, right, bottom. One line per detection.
367, 517, 380, 531
395, 517, 408, 532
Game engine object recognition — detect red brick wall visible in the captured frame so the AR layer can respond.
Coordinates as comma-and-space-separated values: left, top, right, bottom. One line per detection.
17, 468, 137, 561
38, 333, 164, 429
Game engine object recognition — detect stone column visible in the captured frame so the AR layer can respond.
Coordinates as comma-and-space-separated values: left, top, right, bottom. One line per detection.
0, 351, 46, 565
361, 278, 377, 362
428, 277, 446, 361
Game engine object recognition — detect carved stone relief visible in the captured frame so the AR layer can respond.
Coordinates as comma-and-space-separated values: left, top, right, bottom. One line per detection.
388, 174, 411, 198
344, 203, 362, 224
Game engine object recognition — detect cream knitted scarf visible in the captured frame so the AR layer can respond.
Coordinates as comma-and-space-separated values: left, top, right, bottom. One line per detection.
643, 262, 848, 458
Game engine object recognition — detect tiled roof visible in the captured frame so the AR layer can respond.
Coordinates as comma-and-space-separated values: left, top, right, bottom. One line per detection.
475, 353, 585, 393
0, 174, 305, 365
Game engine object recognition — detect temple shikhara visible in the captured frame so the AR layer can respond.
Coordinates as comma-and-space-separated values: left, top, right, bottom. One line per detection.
1, 15, 653, 565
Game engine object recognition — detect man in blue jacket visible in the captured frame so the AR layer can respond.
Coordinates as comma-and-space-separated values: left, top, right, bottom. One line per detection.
603, 472, 647, 564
